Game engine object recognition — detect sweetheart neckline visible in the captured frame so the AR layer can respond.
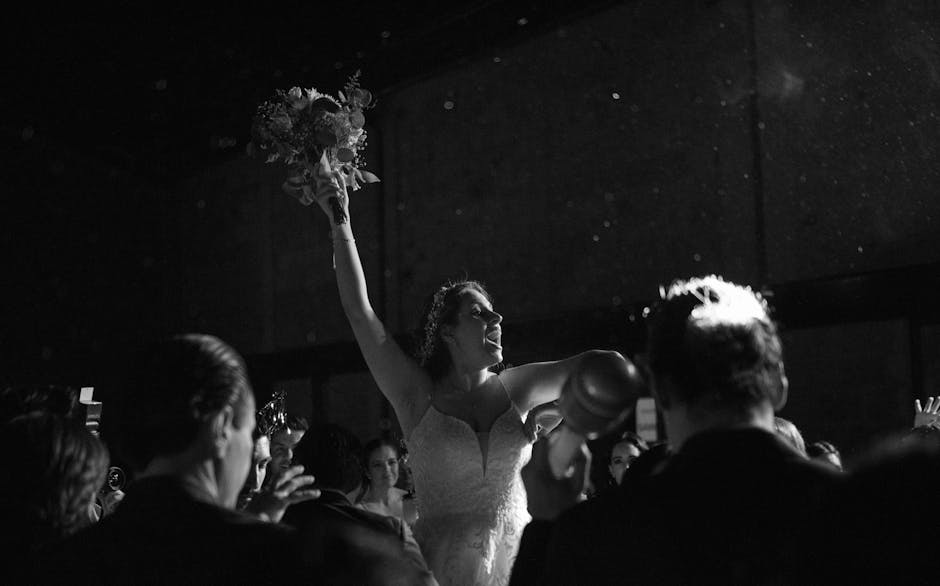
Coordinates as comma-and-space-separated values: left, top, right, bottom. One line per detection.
415, 404, 517, 476
429, 403, 514, 435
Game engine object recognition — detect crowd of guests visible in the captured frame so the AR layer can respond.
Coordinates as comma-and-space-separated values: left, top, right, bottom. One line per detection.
3, 274, 940, 584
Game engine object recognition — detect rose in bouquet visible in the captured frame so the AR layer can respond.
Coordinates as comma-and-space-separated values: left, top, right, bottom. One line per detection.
249, 71, 379, 224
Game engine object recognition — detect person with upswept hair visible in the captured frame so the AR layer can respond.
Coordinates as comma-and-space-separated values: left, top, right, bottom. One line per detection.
42, 334, 319, 584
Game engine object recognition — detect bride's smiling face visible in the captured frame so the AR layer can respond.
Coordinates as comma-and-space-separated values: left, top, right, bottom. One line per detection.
442, 288, 503, 370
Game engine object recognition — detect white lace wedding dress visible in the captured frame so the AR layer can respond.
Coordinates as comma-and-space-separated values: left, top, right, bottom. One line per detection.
408, 402, 533, 586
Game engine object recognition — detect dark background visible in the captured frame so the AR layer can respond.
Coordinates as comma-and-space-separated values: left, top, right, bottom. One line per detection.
4, 1, 940, 458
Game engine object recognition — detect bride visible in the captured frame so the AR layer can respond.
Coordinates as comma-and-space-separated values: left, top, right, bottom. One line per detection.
311, 167, 628, 586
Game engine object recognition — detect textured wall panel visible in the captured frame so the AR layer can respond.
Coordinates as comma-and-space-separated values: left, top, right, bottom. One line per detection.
379, 1, 760, 326
779, 319, 913, 458
322, 372, 388, 442
172, 155, 384, 353
757, 1, 940, 281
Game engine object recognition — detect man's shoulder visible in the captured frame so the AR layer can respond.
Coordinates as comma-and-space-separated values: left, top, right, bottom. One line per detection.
554, 487, 639, 544
286, 496, 401, 535
40, 507, 302, 584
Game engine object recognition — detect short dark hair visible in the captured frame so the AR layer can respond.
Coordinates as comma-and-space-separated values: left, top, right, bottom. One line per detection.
0, 412, 108, 550
114, 334, 252, 471
647, 275, 785, 411
286, 415, 310, 432
293, 424, 363, 493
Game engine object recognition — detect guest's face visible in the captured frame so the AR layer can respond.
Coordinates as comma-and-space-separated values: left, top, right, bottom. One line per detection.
248, 435, 272, 492
270, 427, 305, 472
608, 441, 642, 485
367, 445, 399, 490
219, 394, 256, 509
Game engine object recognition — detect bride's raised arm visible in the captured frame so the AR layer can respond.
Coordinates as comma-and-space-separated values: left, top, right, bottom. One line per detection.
312, 166, 432, 434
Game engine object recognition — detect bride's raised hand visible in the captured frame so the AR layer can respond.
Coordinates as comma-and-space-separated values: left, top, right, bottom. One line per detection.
310, 154, 350, 226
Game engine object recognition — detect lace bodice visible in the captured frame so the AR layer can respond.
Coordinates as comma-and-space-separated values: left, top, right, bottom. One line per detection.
407, 403, 532, 586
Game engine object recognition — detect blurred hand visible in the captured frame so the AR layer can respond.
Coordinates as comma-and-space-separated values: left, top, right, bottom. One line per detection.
521, 435, 590, 521
247, 464, 319, 523
914, 397, 940, 429
523, 401, 564, 442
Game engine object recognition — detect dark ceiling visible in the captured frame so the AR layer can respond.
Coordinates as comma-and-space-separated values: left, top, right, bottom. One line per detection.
7, 1, 619, 186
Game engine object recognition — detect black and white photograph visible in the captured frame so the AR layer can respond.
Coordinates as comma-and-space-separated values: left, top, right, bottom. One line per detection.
4, 2, 940, 584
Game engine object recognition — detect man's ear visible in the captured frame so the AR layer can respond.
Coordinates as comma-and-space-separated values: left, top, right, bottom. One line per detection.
207, 405, 235, 458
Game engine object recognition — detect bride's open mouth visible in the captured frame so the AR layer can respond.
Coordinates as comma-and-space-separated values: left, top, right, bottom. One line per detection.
485, 328, 501, 349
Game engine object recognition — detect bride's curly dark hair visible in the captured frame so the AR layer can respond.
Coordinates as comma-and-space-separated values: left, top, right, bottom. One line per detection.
413, 279, 503, 380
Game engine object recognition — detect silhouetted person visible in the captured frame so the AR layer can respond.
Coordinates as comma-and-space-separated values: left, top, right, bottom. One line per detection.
805, 434, 940, 585
1, 412, 108, 582
43, 334, 316, 584
513, 275, 838, 585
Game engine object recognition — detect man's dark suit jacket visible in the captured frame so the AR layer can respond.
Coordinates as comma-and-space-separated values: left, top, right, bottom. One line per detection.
512, 428, 840, 586
282, 489, 436, 586
41, 476, 308, 585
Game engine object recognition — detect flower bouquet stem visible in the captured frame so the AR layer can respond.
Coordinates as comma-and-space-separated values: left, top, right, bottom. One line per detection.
282, 153, 347, 224
316, 155, 348, 226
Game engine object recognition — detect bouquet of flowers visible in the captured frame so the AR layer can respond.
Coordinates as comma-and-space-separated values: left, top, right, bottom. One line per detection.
249, 71, 379, 224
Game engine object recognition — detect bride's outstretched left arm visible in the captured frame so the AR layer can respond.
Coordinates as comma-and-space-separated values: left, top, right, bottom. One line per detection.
500, 350, 633, 414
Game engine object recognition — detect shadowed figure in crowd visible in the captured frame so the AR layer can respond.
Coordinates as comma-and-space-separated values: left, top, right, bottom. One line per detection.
237, 427, 272, 510
42, 334, 318, 584
0, 410, 108, 582
268, 414, 309, 477
282, 423, 438, 586
606, 431, 649, 488
801, 399, 940, 584
512, 275, 840, 585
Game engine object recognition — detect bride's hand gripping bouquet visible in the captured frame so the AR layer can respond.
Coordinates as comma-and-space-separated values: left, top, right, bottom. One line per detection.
248, 71, 379, 225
